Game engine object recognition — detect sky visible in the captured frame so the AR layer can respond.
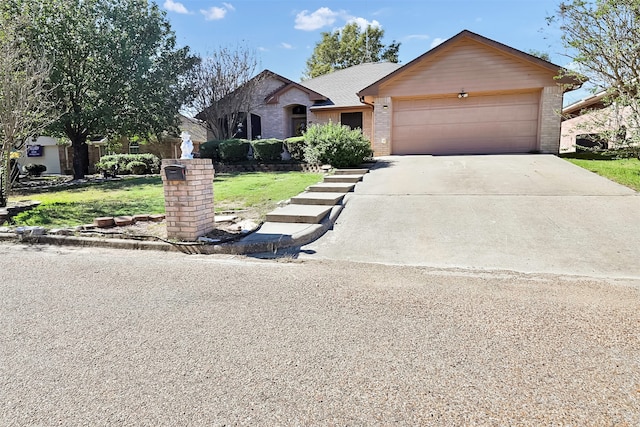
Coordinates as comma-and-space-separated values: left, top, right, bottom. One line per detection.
159, 0, 587, 105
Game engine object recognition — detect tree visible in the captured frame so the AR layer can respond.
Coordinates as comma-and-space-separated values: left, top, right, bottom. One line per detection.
303, 23, 400, 79
554, 0, 640, 156
0, 15, 56, 207
191, 45, 267, 140
528, 49, 551, 62
1, 0, 198, 180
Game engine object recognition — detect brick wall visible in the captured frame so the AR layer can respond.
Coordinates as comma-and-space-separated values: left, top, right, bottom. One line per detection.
161, 159, 215, 241
372, 97, 392, 156
539, 86, 563, 154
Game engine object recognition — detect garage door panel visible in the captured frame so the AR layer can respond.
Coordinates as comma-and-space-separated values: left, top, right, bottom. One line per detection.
392, 92, 540, 155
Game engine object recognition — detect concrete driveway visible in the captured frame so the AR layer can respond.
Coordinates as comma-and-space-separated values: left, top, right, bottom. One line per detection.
301, 154, 640, 279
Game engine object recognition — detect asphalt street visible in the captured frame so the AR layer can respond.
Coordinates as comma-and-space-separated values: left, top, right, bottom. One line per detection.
1, 244, 639, 425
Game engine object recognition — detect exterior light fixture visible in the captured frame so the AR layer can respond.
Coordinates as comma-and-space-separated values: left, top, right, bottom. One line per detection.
383, 105, 389, 110
458, 89, 468, 99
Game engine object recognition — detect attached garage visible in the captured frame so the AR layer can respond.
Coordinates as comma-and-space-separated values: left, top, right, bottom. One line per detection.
358, 30, 581, 156
392, 91, 540, 155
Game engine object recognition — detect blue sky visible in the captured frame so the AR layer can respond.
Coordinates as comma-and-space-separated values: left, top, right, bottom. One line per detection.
160, 0, 585, 105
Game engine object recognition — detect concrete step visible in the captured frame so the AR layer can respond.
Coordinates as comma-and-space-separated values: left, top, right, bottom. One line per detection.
334, 168, 368, 175
290, 192, 346, 206
266, 204, 332, 224
307, 182, 355, 193
323, 174, 363, 183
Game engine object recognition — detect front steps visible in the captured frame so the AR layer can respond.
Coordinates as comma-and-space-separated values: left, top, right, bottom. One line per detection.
307, 182, 356, 193
266, 205, 333, 224
291, 192, 346, 206
243, 168, 369, 247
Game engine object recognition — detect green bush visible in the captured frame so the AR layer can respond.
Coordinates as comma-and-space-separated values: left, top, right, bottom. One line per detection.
199, 140, 223, 162
126, 161, 147, 175
95, 153, 160, 175
219, 139, 251, 162
251, 139, 283, 162
24, 163, 47, 177
303, 122, 373, 168
284, 136, 306, 161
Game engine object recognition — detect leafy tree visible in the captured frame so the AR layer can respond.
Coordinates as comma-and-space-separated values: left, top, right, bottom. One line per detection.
191, 45, 267, 140
553, 0, 640, 156
527, 49, 551, 62
1, 0, 198, 180
303, 23, 400, 79
0, 15, 56, 207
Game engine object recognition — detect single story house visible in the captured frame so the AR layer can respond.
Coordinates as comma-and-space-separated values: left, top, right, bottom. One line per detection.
23, 114, 207, 175
560, 90, 638, 153
217, 29, 580, 156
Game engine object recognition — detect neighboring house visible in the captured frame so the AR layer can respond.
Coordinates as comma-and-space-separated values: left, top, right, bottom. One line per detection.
19, 136, 62, 174
560, 91, 636, 153
215, 30, 581, 156
60, 114, 207, 174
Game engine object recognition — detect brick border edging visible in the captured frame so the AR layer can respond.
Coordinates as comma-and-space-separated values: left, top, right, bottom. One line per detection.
211, 163, 324, 173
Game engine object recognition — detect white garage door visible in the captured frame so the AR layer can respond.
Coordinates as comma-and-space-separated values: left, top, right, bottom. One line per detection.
392, 92, 540, 155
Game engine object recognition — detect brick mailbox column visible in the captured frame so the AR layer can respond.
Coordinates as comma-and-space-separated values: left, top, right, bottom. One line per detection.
161, 159, 215, 241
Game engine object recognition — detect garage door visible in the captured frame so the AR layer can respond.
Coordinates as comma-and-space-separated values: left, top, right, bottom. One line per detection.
392, 92, 540, 155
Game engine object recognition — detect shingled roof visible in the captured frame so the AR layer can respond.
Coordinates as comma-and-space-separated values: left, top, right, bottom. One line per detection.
300, 62, 403, 110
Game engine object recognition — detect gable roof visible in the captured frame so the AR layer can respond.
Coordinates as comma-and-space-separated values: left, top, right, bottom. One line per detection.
358, 30, 582, 97
300, 62, 403, 109
261, 70, 328, 104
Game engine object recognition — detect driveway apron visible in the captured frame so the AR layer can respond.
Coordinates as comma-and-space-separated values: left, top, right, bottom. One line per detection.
301, 155, 640, 279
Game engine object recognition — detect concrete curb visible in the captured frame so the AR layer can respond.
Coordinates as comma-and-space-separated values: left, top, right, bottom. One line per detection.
0, 205, 344, 255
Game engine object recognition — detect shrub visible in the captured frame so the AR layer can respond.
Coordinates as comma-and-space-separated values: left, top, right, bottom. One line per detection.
303, 122, 373, 168
251, 139, 283, 162
95, 153, 160, 175
284, 136, 306, 161
126, 161, 147, 175
219, 139, 251, 162
199, 140, 223, 162
24, 163, 47, 177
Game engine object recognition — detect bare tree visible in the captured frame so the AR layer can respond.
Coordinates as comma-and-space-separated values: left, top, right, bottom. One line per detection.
191, 45, 266, 140
0, 16, 56, 207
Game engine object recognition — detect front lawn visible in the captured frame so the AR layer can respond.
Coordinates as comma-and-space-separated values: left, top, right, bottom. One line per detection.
10, 171, 322, 227
565, 158, 640, 191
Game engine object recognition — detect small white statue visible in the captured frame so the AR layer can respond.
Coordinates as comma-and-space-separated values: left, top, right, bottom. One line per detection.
180, 131, 194, 159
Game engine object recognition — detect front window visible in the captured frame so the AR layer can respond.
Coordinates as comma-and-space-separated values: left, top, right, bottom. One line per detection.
129, 141, 140, 154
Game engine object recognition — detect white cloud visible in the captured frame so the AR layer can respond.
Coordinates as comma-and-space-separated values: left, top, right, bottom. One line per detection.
294, 7, 343, 31
281, 42, 293, 49
164, 0, 190, 14
258, 47, 268, 52
430, 38, 446, 48
201, 6, 228, 21
223, 2, 235, 11
346, 17, 381, 31
406, 34, 430, 41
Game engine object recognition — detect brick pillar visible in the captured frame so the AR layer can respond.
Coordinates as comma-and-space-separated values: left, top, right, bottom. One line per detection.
372, 97, 392, 156
538, 86, 563, 154
161, 159, 215, 241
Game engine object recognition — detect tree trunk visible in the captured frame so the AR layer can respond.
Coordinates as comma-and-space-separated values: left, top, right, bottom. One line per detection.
71, 137, 89, 180
0, 150, 9, 207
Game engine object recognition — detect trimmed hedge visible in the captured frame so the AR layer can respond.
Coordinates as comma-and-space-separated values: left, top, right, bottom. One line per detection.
283, 136, 306, 161
303, 122, 373, 168
251, 139, 283, 162
95, 153, 160, 175
219, 139, 251, 162
199, 139, 223, 162
24, 163, 47, 177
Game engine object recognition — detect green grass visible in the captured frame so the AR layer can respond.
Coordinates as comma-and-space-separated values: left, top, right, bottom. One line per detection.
566, 158, 640, 191
11, 172, 322, 227
213, 172, 321, 213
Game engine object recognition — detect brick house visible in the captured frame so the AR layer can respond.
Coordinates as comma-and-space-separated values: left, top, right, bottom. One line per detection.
213, 30, 581, 156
